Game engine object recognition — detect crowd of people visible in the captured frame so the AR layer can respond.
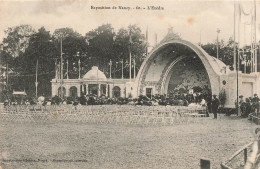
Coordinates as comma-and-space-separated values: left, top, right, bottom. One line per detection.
237, 94, 260, 117
3, 92, 259, 118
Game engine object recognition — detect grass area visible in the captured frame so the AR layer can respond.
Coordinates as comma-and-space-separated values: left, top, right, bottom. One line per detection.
0, 114, 256, 169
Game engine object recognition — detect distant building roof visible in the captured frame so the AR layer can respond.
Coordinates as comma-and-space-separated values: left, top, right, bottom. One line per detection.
13, 90, 27, 95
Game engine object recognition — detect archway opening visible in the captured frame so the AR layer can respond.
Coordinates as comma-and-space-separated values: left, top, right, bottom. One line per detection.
136, 39, 223, 99
113, 86, 121, 98
88, 84, 98, 95
166, 56, 211, 102
70, 86, 78, 98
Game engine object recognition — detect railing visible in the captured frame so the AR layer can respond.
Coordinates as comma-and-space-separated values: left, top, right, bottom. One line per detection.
249, 112, 260, 125
220, 142, 253, 169
220, 112, 260, 169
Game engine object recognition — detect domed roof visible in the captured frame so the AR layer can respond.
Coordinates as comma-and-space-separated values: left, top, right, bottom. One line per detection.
83, 66, 107, 81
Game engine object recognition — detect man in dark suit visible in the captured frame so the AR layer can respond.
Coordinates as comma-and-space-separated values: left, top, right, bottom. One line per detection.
212, 95, 220, 119
252, 94, 259, 114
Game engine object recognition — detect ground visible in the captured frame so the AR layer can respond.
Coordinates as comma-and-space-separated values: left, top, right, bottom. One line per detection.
0, 113, 256, 169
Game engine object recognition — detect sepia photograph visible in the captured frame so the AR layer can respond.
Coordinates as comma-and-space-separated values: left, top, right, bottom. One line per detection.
0, 0, 260, 168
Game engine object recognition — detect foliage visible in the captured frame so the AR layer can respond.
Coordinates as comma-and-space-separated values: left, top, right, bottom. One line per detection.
219, 89, 226, 107
0, 24, 147, 98
86, 24, 147, 78
114, 25, 146, 78
2, 25, 35, 58
52, 28, 87, 79
201, 38, 234, 69
14, 27, 57, 97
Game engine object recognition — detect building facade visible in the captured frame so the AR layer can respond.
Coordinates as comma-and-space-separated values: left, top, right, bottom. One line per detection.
51, 28, 260, 108
51, 66, 134, 99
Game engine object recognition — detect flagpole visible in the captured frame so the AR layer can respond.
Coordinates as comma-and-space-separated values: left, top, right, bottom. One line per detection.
129, 29, 132, 82
6, 63, 8, 90
254, 0, 257, 72
199, 30, 201, 46
35, 59, 38, 98
217, 29, 220, 59
121, 59, 123, 79
237, 2, 241, 116
129, 49, 132, 82
155, 33, 157, 47
109, 59, 112, 79
133, 58, 136, 79
60, 36, 63, 99
234, 2, 237, 71
234, 2, 239, 116
55, 59, 58, 81
146, 25, 148, 56
78, 59, 81, 79
67, 59, 69, 79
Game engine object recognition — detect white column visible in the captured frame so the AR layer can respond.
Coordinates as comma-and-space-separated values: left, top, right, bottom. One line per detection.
121, 86, 124, 98
86, 84, 89, 95
77, 85, 81, 97
109, 84, 113, 98
65, 86, 70, 97
98, 84, 101, 97
106, 84, 108, 97
52, 84, 57, 97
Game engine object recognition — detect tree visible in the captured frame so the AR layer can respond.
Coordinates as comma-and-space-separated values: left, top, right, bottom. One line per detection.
85, 24, 115, 76
201, 38, 233, 68
2, 25, 35, 58
85, 24, 147, 79
0, 24, 147, 98
12, 27, 57, 97
53, 28, 87, 79
0, 25, 35, 99
220, 38, 234, 69
112, 25, 147, 78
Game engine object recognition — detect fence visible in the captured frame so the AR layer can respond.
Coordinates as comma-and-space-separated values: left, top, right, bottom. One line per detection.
220, 142, 254, 169
219, 112, 260, 169
249, 112, 260, 125
0, 105, 207, 126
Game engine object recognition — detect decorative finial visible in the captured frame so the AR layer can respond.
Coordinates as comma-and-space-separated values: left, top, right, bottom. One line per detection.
159, 27, 181, 44
168, 27, 173, 34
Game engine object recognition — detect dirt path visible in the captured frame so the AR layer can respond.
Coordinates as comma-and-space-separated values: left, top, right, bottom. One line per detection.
0, 114, 256, 169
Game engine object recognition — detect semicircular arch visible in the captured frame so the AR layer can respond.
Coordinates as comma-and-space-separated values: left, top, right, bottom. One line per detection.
135, 39, 226, 97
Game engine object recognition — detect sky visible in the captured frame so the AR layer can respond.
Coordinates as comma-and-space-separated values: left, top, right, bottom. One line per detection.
0, 0, 259, 47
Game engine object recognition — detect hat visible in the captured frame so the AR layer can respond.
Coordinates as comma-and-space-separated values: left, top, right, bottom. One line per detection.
254, 94, 258, 96
239, 95, 243, 98
213, 94, 217, 96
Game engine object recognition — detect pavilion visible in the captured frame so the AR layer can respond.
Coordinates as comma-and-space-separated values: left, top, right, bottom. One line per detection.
51, 66, 132, 99
51, 28, 260, 108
